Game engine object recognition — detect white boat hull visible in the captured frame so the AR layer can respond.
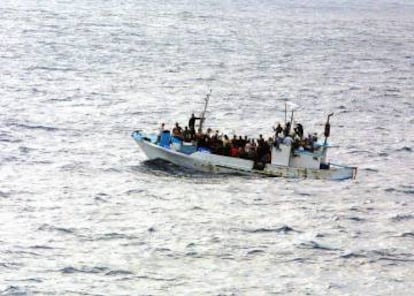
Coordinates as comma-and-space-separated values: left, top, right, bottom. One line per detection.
134, 137, 357, 180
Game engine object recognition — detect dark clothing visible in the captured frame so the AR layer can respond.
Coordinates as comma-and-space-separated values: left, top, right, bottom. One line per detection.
284, 122, 291, 137
295, 123, 304, 138
274, 124, 283, 137
188, 116, 201, 136
188, 116, 201, 130
183, 129, 192, 142
223, 143, 231, 156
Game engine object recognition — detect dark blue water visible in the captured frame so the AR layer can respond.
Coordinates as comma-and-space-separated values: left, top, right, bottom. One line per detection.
1, 0, 413, 294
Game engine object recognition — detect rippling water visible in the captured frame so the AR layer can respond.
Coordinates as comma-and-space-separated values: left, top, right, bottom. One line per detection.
1, 0, 413, 295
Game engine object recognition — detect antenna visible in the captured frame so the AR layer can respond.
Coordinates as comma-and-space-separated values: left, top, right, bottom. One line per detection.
199, 89, 212, 133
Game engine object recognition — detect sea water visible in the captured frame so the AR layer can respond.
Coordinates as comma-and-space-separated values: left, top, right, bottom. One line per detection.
0, 0, 413, 295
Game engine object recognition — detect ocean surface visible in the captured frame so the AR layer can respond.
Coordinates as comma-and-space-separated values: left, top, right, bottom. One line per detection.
1, 0, 413, 295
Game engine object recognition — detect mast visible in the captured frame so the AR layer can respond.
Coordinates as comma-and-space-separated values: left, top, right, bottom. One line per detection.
289, 109, 294, 134
322, 113, 334, 163
284, 101, 297, 135
324, 113, 334, 145
199, 89, 212, 133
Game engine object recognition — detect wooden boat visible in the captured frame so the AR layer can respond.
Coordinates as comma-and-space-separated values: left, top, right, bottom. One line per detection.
132, 96, 357, 180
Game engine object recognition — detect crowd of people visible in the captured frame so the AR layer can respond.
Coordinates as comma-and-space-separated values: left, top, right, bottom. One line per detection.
159, 114, 320, 164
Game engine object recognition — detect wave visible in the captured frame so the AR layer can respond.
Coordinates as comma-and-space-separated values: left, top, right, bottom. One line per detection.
245, 225, 299, 234
95, 232, 139, 241
0, 262, 23, 270
340, 249, 414, 262
124, 189, 145, 195
391, 214, 414, 221
340, 252, 366, 259
246, 249, 265, 255
185, 251, 201, 257
396, 146, 412, 152
26, 66, 78, 72
346, 216, 365, 222
105, 270, 134, 276
0, 191, 11, 198
8, 123, 60, 132
94, 195, 109, 202
0, 134, 22, 143
347, 150, 373, 154
1, 286, 32, 296
30, 245, 54, 250
60, 266, 109, 274
47, 97, 74, 102
298, 240, 341, 251
190, 206, 206, 211
38, 224, 76, 234
363, 168, 379, 173
6, 249, 40, 256
385, 187, 414, 195
372, 250, 414, 262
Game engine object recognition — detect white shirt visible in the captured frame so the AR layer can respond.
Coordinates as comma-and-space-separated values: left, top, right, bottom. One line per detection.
283, 136, 293, 145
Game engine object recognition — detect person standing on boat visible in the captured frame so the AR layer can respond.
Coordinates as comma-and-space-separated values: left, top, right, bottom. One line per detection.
188, 113, 201, 138
258, 134, 265, 146
174, 122, 183, 134
159, 123, 165, 134
274, 123, 283, 137
294, 123, 304, 139
173, 123, 185, 140
156, 123, 167, 144
284, 122, 291, 137
273, 123, 283, 149
183, 126, 192, 142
